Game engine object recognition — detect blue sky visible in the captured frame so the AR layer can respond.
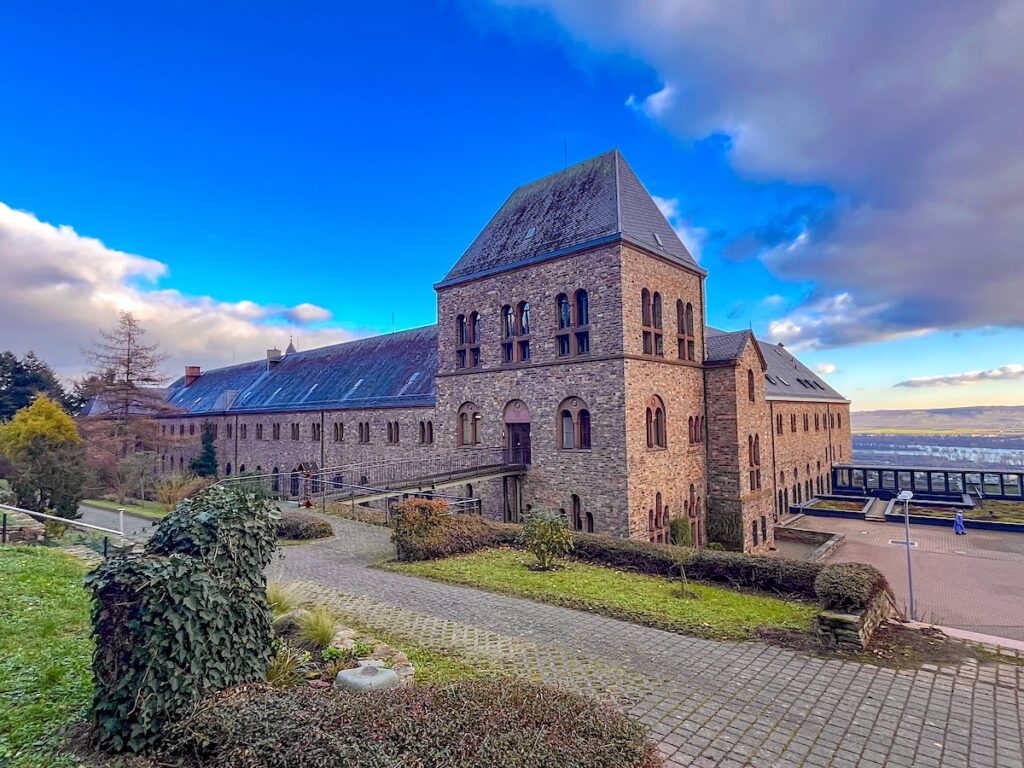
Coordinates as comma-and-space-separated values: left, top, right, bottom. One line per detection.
1, 0, 1021, 410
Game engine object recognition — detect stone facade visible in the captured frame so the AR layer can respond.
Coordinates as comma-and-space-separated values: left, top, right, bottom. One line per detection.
148, 150, 853, 553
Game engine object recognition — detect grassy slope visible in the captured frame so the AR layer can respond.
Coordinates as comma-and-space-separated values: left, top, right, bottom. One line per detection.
0, 548, 92, 768
388, 548, 817, 641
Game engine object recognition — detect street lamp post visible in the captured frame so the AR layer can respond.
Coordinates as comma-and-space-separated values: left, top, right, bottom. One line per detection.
897, 490, 916, 620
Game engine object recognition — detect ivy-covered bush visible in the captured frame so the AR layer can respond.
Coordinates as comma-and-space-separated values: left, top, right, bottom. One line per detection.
519, 510, 573, 569
86, 485, 279, 752
814, 562, 890, 612
277, 510, 333, 540
391, 497, 518, 561
157, 681, 661, 768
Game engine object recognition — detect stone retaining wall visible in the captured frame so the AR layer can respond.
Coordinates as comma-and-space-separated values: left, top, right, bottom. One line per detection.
814, 589, 900, 651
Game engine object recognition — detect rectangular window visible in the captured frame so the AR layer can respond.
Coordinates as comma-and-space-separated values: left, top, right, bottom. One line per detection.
272, 423, 280, 440
470, 347, 480, 367
575, 331, 590, 354
642, 331, 652, 355
518, 340, 530, 362
502, 342, 514, 364
654, 333, 664, 357
557, 334, 570, 357
752, 520, 759, 546
456, 349, 466, 369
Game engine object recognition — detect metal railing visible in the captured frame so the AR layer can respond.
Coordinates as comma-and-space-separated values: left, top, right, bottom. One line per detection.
1, 503, 130, 558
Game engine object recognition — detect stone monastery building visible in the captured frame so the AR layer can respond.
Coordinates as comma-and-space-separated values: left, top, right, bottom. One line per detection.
158, 150, 851, 553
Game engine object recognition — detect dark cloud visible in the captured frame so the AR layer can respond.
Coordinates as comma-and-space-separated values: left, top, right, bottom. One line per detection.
496, 0, 1024, 348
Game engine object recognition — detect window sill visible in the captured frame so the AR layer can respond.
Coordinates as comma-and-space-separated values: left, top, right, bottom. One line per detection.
646, 446, 668, 452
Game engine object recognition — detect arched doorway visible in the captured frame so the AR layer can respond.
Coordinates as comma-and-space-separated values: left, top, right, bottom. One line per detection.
503, 400, 531, 464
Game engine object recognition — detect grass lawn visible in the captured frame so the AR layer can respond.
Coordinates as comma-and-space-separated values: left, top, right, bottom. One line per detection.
81, 497, 167, 520
387, 548, 818, 641
0, 547, 93, 768
813, 499, 866, 512
908, 500, 1024, 524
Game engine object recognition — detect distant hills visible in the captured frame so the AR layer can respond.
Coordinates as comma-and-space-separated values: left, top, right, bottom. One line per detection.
851, 405, 1024, 435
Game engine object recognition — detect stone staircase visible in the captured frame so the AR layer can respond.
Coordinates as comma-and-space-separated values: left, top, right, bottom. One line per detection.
865, 498, 888, 521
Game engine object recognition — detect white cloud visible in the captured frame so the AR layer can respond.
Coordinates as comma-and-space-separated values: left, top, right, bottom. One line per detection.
895, 364, 1024, 388
761, 294, 785, 307
494, 0, 1024, 347
653, 195, 707, 262
0, 201, 361, 379
814, 363, 837, 375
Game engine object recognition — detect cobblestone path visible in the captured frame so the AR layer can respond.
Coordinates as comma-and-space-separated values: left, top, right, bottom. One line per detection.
272, 518, 1024, 768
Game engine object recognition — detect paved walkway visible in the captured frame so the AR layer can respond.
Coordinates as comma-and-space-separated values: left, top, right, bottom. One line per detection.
274, 518, 1024, 768
795, 516, 1024, 641
76, 504, 157, 541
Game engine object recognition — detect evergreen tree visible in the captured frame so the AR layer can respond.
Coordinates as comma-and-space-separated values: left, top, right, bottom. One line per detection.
189, 422, 218, 477
0, 350, 73, 420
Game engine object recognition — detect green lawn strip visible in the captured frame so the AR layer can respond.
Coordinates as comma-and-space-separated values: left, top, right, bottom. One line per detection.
814, 500, 866, 512
80, 498, 168, 520
0, 547, 93, 768
385, 548, 817, 641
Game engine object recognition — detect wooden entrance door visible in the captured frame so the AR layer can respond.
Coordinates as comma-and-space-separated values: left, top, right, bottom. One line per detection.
506, 423, 531, 465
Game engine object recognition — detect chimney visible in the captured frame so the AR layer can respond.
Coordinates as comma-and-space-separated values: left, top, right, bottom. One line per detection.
267, 348, 282, 371
184, 366, 201, 386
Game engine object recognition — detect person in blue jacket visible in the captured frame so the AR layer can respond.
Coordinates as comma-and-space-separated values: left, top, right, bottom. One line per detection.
953, 511, 966, 535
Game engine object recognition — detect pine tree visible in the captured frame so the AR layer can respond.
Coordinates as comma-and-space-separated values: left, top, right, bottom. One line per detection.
189, 422, 218, 477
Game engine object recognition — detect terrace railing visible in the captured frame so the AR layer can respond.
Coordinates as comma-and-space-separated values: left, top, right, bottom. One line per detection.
1, 502, 132, 558
832, 464, 1024, 501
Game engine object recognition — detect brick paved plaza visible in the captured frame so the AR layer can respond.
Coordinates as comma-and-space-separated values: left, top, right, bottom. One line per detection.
794, 516, 1024, 642
270, 518, 1024, 768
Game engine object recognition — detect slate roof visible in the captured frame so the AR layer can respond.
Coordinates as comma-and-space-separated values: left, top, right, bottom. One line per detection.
439, 149, 700, 286
163, 326, 439, 415
706, 327, 848, 403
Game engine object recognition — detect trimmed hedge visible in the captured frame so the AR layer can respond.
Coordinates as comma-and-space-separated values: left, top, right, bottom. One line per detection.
814, 562, 890, 612
570, 533, 823, 599
277, 511, 333, 540
158, 681, 661, 768
391, 498, 518, 561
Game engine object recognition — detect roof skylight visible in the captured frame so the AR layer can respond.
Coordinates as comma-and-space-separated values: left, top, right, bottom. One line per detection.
524, 226, 536, 240
653, 232, 664, 247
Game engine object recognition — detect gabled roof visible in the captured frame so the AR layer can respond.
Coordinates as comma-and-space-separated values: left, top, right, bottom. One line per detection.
705, 327, 848, 403
705, 328, 756, 365
439, 149, 700, 286
164, 326, 439, 415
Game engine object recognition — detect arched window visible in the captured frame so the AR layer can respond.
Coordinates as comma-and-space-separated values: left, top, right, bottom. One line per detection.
646, 395, 666, 449
557, 397, 591, 450
457, 314, 467, 345
517, 301, 531, 336
501, 305, 514, 337
557, 294, 571, 329
272, 467, 280, 492
457, 402, 480, 446
427, 421, 433, 444
469, 311, 480, 344
386, 422, 394, 443
575, 290, 589, 326
747, 369, 756, 402
641, 288, 651, 326
688, 416, 695, 444
571, 494, 582, 531
239, 464, 245, 474
776, 414, 783, 435
585, 511, 594, 533
419, 420, 426, 443
652, 292, 663, 329
225, 462, 232, 476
